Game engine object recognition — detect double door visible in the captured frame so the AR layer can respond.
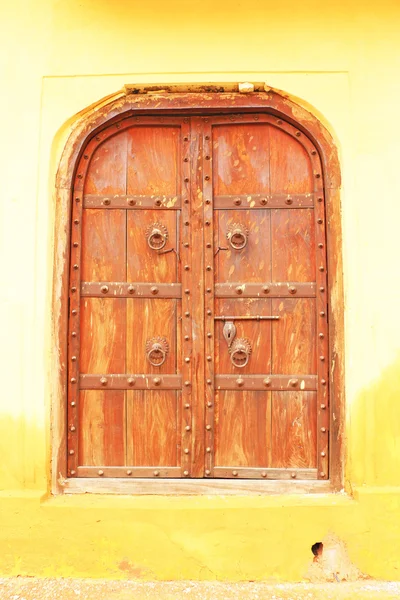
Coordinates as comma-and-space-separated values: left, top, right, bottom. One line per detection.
68, 114, 329, 480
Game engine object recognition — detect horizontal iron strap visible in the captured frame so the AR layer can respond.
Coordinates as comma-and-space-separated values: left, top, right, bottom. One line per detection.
215, 315, 279, 321
215, 282, 316, 298
80, 374, 182, 390
83, 194, 181, 209
215, 374, 317, 391
77, 466, 181, 478
214, 193, 314, 209
81, 282, 182, 298
213, 468, 318, 480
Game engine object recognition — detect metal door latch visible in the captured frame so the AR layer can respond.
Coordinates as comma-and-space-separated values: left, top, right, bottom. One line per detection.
146, 336, 169, 366
146, 222, 168, 250
222, 321, 237, 348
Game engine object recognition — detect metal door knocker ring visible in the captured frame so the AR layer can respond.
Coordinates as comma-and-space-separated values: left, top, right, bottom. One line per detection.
146, 336, 169, 366
229, 337, 252, 368
227, 223, 249, 250
146, 222, 168, 250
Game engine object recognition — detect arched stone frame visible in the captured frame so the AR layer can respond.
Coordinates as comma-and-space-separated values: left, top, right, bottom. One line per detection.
52, 87, 344, 494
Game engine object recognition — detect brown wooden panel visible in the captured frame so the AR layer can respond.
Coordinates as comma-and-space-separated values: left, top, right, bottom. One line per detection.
215, 299, 272, 374
81, 209, 126, 281
126, 390, 179, 466
271, 298, 316, 375
80, 298, 126, 374
213, 124, 270, 196
215, 210, 271, 283
271, 391, 317, 468
78, 390, 126, 466
126, 126, 179, 196
126, 299, 179, 374
127, 210, 178, 283
271, 209, 315, 282
214, 391, 271, 467
84, 132, 127, 195
269, 126, 313, 194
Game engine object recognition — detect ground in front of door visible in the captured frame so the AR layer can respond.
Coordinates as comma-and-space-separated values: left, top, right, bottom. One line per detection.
1, 579, 400, 599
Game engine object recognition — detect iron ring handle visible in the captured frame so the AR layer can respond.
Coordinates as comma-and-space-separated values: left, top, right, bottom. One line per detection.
147, 227, 168, 250
146, 344, 167, 367
229, 338, 252, 368
229, 228, 248, 250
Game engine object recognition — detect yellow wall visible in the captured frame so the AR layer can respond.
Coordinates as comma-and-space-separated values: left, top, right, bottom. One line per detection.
1, 0, 400, 581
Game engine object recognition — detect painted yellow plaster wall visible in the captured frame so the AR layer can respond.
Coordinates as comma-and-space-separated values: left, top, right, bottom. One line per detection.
1, 0, 400, 580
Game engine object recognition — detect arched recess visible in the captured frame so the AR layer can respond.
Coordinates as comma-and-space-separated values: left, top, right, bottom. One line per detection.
52, 87, 343, 494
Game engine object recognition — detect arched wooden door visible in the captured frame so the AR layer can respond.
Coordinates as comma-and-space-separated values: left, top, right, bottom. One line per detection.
67, 113, 329, 481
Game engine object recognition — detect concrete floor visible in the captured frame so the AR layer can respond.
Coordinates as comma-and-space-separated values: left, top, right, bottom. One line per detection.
1, 579, 400, 600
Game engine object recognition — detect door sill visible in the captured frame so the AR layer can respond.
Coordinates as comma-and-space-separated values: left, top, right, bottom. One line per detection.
63, 478, 335, 495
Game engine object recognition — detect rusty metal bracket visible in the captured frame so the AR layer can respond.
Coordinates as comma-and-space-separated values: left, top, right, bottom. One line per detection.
215, 315, 280, 321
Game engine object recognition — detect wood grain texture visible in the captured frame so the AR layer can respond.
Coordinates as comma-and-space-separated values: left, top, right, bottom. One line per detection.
269, 126, 313, 194
126, 126, 179, 195
271, 298, 316, 375
215, 298, 272, 374
126, 390, 179, 466
213, 124, 270, 195
215, 209, 271, 283
271, 391, 317, 468
214, 391, 271, 467
81, 209, 126, 281
127, 209, 178, 283
126, 298, 179, 374
80, 298, 126, 373
78, 390, 126, 466
84, 132, 127, 195
271, 208, 315, 282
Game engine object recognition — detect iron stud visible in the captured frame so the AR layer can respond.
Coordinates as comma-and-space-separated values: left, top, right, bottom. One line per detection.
128, 285, 135, 294
71, 401, 76, 407
71, 356, 77, 361
101, 285, 109, 294
126, 470, 132, 475
70, 377, 77, 384
263, 378, 271, 387
153, 377, 161, 386
184, 403, 190, 409
207, 402, 212, 407
184, 448, 189, 454
320, 472, 326, 477
320, 404, 326, 409
206, 425, 211, 430
291, 472, 296, 478
72, 309, 77, 315
153, 470, 160, 476
185, 357, 190, 363
70, 425, 76, 432
70, 470, 76, 476
151, 286, 159, 295
260, 198, 268, 205
103, 199, 111, 206
237, 378, 244, 387
128, 378, 136, 386
100, 377, 108, 386
128, 199, 136, 206
205, 470, 211, 476
289, 286, 297, 294
185, 425, 191, 431
207, 356, 212, 361
71, 331, 77, 337
183, 471, 189, 476
207, 379, 212, 384
206, 447, 211, 453
69, 449, 74, 455
184, 265, 190, 271
98, 470, 104, 476
232, 471, 238, 476
321, 451, 326, 457
321, 427, 327, 433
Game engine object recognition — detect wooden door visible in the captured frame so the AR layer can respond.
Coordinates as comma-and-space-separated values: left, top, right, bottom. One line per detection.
67, 114, 329, 481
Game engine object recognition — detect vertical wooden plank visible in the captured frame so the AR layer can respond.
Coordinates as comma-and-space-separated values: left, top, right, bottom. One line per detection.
81, 209, 126, 281
215, 209, 271, 283
126, 390, 178, 466
78, 391, 126, 466
80, 298, 126, 373
126, 298, 178, 374
271, 298, 316, 375
214, 391, 271, 467
269, 126, 313, 194
215, 299, 272, 374
127, 209, 177, 283
126, 126, 179, 195
271, 391, 317, 468
271, 209, 315, 282
213, 124, 270, 195
84, 131, 127, 195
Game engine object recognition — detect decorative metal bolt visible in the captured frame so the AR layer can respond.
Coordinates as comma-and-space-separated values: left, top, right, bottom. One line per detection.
71, 331, 77, 337
321, 379, 327, 385
206, 288, 212, 293
253, 115, 259, 121
232, 471, 238, 476
319, 333, 324, 339
184, 137, 189, 142
205, 135, 210, 140
72, 309, 77, 315
153, 470, 160, 476
183, 242, 189, 247
185, 357, 190, 363
205, 155, 211, 160
263, 286, 270, 294
320, 311, 326, 317
71, 286, 77, 293
184, 199, 189, 204
285, 198, 293, 205
70, 470, 76, 476
320, 404, 326, 409
315, 173, 321, 179
205, 176, 210, 182
207, 355, 212, 361
184, 157, 189, 162
69, 449, 74, 455
77, 174, 83, 179
185, 289, 190, 294
103, 199, 111, 206
126, 470, 132, 475
207, 309, 212, 316
289, 379, 298, 387
277, 119, 283, 125
320, 287, 325, 292
205, 220, 211, 226
184, 220, 189, 226
185, 311, 190, 317
184, 177, 189, 182
75, 197, 81, 202
321, 452, 326, 457
207, 333, 212, 338
291, 472, 296, 478
184, 335, 190, 341
263, 378, 271, 387
74, 219, 79, 224
206, 265, 212, 271
70, 425, 76, 432
73, 242, 79, 247
151, 286, 159, 294
185, 425, 191, 431
206, 425, 211, 430
116, 123, 121, 129
184, 265, 190, 271
96, 136, 101, 141
236, 285, 243, 295
206, 242, 212, 248
70, 377, 77, 384
289, 286, 297, 294
321, 427, 327, 433
320, 472, 326, 477
318, 243, 323, 248
101, 285, 109, 294
71, 356, 77, 361
207, 402, 212, 407
261, 472, 267, 478
153, 377, 161, 386
185, 403, 190, 409
237, 378, 244, 387
260, 198, 268, 205
183, 470, 189, 477
205, 470, 211, 475
320, 356, 325, 361
296, 131, 301, 137
73, 264, 79, 270
155, 200, 162, 206
71, 401, 76, 407
234, 198, 242, 206
128, 378, 136, 386
319, 266, 324, 272
317, 218, 323, 224
100, 377, 108, 386
207, 379, 212, 385
98, 470, 104, 476
318, 197, 323, 202
206, 447, 211, 453
184, 380, 191, 386
184, 448, 189, 454
128, 199, 136, 206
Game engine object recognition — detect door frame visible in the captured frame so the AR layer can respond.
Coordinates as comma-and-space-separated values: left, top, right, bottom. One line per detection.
52, 85, 344, 495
